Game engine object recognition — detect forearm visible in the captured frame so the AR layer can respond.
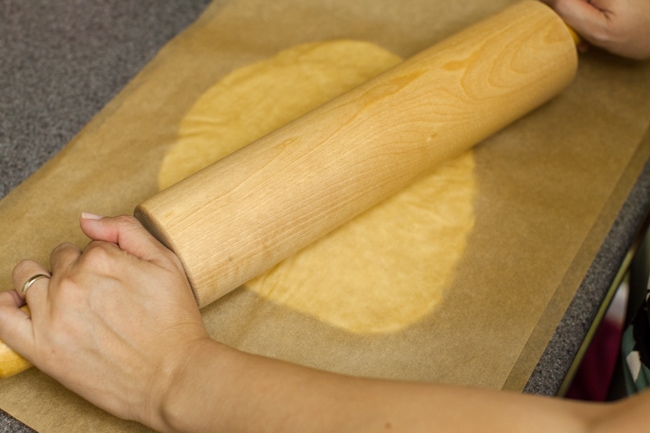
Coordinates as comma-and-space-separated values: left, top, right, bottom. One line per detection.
5, 215, 640, 432
156, 339, 606, 433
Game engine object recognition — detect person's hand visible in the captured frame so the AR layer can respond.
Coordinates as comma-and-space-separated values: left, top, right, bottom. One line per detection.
0, 214, 210, 430
542, 0, 650, 60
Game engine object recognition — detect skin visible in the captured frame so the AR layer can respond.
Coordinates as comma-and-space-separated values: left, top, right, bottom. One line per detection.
541, 0, 650, 60
0, 214, 648, 433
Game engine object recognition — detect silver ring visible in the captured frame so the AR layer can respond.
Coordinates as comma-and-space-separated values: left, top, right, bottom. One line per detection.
21, 274, 50, 295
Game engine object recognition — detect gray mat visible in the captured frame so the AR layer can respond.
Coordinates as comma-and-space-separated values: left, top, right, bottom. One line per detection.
0, 0, 211, 199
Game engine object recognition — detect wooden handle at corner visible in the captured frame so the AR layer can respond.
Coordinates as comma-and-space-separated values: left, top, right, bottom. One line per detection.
136, 1, 578, 308
0, 306, 33, 378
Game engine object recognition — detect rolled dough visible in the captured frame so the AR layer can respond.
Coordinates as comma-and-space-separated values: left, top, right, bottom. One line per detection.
159, 40, 476, 334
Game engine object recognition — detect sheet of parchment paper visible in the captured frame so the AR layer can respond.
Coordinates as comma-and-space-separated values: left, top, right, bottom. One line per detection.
1, 0, 649, 431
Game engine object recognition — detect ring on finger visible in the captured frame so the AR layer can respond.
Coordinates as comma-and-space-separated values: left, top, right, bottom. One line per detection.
21, 274, 51, 295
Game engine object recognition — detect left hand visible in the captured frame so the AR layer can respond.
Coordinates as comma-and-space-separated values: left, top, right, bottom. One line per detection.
0, 214, 210, 430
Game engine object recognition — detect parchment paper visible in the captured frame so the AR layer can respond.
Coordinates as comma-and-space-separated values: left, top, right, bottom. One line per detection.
1, 0, 649, 431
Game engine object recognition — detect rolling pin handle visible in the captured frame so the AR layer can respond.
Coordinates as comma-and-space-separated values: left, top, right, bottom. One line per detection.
0, 306, 33, 379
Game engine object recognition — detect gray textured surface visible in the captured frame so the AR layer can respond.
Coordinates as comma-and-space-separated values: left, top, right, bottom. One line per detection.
0, 0, 211, 200
524, 156, 650, 395
1, 0, 649, 431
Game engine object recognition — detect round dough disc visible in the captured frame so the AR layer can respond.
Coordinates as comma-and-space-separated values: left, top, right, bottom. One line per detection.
159, 40, 476, 334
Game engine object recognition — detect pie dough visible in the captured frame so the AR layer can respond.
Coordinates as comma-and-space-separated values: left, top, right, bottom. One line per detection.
159, 40, 476, 334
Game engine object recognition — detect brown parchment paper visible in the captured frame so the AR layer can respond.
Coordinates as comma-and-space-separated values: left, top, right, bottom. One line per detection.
1, 0, 650, 431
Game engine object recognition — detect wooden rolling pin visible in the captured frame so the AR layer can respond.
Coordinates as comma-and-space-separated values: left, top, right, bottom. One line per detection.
1, 0, 577, 379
136, 0, 578, 306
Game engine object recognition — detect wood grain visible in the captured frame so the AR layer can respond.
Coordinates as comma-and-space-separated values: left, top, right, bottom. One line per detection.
136, 0, 578, 308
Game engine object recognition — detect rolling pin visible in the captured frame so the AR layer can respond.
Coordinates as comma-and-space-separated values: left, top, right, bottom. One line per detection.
0, 0, 578, 379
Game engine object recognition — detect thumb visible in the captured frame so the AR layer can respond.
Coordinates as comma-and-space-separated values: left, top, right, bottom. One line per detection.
79, 214, 178, 267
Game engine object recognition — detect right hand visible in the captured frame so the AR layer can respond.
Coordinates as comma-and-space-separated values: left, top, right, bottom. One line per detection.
542, 0, 650, 60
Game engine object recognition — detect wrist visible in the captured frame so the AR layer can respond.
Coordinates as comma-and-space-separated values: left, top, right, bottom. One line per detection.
153, 337, 238, 433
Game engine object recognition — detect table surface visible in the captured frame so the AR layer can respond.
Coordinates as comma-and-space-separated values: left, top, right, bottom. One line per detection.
2, 0, 649, 431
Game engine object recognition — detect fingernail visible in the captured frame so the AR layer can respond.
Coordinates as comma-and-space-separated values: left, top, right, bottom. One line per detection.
81, 212, 103, 220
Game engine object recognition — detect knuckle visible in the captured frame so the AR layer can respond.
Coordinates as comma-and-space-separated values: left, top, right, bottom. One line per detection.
81, 243, 116, 270
12, 260, 35, 280
114, 214, 132, 223
50, 242, 80, 265
52, 242, 75, 254
114, 215, 145, 237
115, 214, 139, 227
55, 273, 84, 296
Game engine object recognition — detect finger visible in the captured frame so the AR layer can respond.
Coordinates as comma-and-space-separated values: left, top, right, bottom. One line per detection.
0, 290, 35, 362
547, 0, 611, 45
80, 214, 180, 268
0, 289, 23, 309
12, 259, 51, 303
4, 260, 52, 360
49, 242, 83, 277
